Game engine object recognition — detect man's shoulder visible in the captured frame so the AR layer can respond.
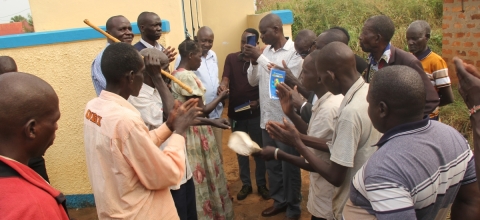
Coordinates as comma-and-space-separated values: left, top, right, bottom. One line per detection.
226, 52, 241, 60
133, 41, 146, 51
392, 46, 417, 63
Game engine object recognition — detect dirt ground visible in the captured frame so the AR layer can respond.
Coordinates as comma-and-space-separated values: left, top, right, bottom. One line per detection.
69, 110, 313, 220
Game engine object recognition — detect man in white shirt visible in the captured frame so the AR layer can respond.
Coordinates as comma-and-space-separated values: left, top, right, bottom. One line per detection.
243, 13, 303, 220
174, 26, 225, 159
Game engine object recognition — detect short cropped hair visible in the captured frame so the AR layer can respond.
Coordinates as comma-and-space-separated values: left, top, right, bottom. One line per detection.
366, 15, 395, 43
101, 43, 143, 83
369, 65, 425, 117
329, 26, 350, 43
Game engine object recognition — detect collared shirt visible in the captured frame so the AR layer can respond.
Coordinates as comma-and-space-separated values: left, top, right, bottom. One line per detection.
222, 51, 260, 120
247, 39, 303, 128
365, 43, 391, 82
415, 48, 452, 119
175, 51, 223, 118
328, 77, 382, 219
91, 43, 110, 96
84, 90, 185, 220
306, 92, 343, 219
343, 119, 477, 220
139, 38, 165, 51
128, 83, 192, 190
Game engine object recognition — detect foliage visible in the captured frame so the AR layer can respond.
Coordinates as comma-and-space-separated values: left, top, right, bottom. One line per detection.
10, 15, 26, 23
27, 14, 34, 27
257, 0, 443, 58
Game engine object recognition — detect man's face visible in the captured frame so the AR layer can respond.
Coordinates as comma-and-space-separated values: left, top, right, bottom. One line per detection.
131, 55, 145, 97
359, 22, 377, 53
197, 32, 214, 55
32, 96, 60, 157
406, 27, 428, 55
259, 22, 276, 45
366, 91, 385, 133
108, 17, 134, 44
295, 40, 315, 59
301, 59, 318, 91
142, 14, 162, 42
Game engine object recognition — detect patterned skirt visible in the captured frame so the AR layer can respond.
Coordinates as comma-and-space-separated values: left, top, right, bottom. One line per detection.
186, 125, 234, 220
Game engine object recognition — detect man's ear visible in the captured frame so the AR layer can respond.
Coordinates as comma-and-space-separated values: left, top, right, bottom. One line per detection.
379, 101, 388, 118
326, 70, 335, 81
425, 33, 431, 40
126, 70, 135, 84
375, 34, 382, 43
24, 119, 36, 139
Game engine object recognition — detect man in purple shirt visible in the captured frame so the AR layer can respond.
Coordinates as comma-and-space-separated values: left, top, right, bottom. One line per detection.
218, 28, 269, 201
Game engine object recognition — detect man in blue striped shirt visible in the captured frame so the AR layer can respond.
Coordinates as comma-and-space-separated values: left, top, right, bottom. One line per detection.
91, 15, 134, 96
343, 65, 480, 219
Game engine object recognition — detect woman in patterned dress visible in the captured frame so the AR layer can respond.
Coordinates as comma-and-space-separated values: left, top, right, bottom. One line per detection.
171, 38, 234, 220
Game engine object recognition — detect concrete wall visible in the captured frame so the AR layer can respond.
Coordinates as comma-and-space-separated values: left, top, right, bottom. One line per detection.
442, 0, 480, 83
1, 0, 293, 208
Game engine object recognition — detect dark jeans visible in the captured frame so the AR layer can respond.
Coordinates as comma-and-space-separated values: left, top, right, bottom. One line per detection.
311, 216, 327, 220
262, 129, 301, 218
28, 156, 49, 183
170, 178, 197, 220
230, 116, 267, 187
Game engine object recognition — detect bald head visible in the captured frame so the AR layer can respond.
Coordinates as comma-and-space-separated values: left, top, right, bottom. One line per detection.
294, 29, 316, 58
0, 72, 59, 161
260, 13, 283, 30
316, 42, 356, 73
197, 26, 214, 55
407, 20, 431, 35
197, 26, 213, 38
139, 48, 170, 70
368, 66, 425, 131
0, 56, 17, 74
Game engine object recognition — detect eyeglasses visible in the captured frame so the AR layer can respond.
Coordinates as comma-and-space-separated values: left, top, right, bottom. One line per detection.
296, 41, 316, 58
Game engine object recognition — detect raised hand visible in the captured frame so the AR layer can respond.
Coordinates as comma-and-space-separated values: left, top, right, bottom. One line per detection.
163, 46, 178, 63
453, 57, 480, 109
268, 60, 299, 88
166, 99, 202, 134
218, 89, 230, 100
277, 83, 295, 117
144, 54, 162, 79
265, 118, 301, 148
243, 44, 262, 61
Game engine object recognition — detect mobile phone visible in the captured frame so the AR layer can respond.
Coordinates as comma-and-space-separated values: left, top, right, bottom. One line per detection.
247, 35, 256, 46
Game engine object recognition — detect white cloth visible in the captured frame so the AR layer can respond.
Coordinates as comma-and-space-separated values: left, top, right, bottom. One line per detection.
140, 38, 164, 51
175, 50, 223, 119
128, 83, 192, 190
306, 92, 343, 219
91, 43, 110, 96
328, 77, 382, 219
247, 39, 303, 128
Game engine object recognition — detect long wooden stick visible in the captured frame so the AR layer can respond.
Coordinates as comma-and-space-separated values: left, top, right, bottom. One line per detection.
84, 19, 193, 94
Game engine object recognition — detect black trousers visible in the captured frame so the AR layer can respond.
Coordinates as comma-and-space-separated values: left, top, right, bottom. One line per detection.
28, 156, 49, 183
311, 216, 327, 220
170, 178, 197, 220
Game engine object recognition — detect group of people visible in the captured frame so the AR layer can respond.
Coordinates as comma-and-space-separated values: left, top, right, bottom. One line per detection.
1, 9, 480, 220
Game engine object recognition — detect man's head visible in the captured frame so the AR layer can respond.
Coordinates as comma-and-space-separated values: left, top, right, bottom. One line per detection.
137, 12, 162, 43
258, 13, 284, 45
179, 39, 203, 70
359, 15, 395, 53
0, 72, 60, 163
106, 15, 134, 44
0, 56, 17, 74
367, 66, 425, 133
301, 52, 320, 91
294, 29, 317, 58
406, 20, 431, 55
101, 43, 144, 97
140, 48, 170, 70
241, 28, 260, 52
315, 29, 347, 50
329, 26, 350, 44
315, 42, 357, 95
196, 26, 214, 55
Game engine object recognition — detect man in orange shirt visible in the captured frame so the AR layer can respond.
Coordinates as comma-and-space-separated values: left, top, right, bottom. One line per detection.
83, 42, 202, 219
407, 20, 454, 120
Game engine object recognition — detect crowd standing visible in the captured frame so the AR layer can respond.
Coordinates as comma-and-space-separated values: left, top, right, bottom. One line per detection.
1, 10, 480, 220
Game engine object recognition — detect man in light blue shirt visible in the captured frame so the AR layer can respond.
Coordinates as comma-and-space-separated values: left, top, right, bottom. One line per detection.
91, 15, 134, 96
175, 27, 224, 157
